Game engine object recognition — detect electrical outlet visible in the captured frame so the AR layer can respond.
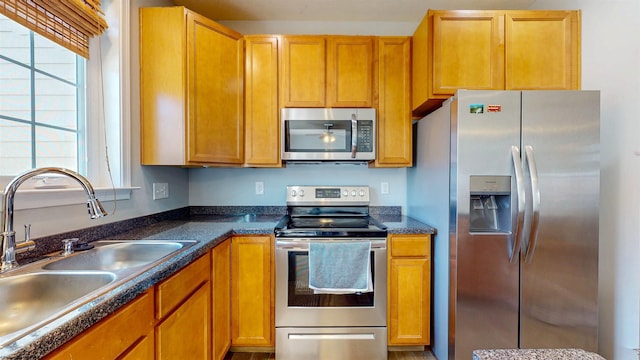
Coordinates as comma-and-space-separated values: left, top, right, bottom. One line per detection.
153, 182, 169, 200
255, 181, 264, 195
381, 182, 389, 194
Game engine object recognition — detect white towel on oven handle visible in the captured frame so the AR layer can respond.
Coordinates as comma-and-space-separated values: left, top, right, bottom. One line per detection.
308, 241, 373, 294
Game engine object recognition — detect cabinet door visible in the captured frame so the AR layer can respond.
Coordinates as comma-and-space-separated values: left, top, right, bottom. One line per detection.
431, 10, 505, 95
326, 36, 374, 107
157, 282, 212, 359
411, 13, 434, 115
186, 11, 244, 164
231, 235, 274, 347
120, 335, 154, 360
212, 239, 232, 360
140, 7, 187, 165
245, 35, 281, 167
388, 235, 431, 346
156, 253, 211, 319
45, 291, 154, 360
375, 37, 412, 167
505, 10, 580, 90
280, 36, 326, 107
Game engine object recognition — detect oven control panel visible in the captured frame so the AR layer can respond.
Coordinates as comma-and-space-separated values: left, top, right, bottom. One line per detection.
286, 185, 370, 205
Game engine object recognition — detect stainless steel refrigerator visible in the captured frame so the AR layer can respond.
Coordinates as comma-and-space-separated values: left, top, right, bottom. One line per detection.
407, 90, 600, 360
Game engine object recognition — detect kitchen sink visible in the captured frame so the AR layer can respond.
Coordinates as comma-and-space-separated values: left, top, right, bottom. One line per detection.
43, 240, 189, 271
0, 271, 116, 340
0, 239, 198, 349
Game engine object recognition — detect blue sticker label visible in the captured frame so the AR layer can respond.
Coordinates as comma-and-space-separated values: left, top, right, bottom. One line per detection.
470, 104, 484, 114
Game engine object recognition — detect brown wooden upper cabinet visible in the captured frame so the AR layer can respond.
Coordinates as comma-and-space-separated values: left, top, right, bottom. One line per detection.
140, 6, 244, 166
412, 9, 581, 117
280, 35, 374, 108
244, 35, 281, 167
374, 37, 412, 168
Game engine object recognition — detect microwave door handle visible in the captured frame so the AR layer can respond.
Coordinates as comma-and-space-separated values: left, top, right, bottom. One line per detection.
351, 113, 358, 158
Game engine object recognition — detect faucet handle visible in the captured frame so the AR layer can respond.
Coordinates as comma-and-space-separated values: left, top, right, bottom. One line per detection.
61, 238, 79, 256
13, 224, 35, 254
24, 224, 31, 243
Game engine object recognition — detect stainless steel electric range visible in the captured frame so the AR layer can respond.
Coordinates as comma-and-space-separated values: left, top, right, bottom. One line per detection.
274, 185, 388, 360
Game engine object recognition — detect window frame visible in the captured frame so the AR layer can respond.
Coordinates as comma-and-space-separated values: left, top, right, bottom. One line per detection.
0, 0, 134, 211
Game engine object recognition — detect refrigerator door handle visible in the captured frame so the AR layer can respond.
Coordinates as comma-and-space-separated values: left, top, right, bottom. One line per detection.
510, 146, 526, 263
523, 145, 541, 263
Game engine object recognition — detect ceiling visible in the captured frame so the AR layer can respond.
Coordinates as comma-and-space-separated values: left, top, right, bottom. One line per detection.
174, 0, 537, 22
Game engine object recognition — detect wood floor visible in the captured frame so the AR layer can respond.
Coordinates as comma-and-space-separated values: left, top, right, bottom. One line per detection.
224, 351, 437, 360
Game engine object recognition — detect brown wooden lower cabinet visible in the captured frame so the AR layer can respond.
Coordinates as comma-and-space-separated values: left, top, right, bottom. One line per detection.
231, 235, 275, 348
46, 252, 214, 360
44, 236, 274, 359
155, 253, 212, 359
213, 238, 232, 359
120, 335, 155, 360
388, 234, 432, 346
43, 233, 433, 357
156, 282, 211, 359
45, 290, 155, 360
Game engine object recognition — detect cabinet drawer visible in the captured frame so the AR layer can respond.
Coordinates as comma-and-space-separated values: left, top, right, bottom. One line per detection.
156, 253, 211, 319
390, 235, 431, 257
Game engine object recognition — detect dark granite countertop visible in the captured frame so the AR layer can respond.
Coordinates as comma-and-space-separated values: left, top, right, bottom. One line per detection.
473, 349, 606, 360
376, 214, 436, 235
0, 209, 433, 359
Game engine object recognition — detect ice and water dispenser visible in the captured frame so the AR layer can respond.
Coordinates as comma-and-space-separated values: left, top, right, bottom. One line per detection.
469, 176, 511, 233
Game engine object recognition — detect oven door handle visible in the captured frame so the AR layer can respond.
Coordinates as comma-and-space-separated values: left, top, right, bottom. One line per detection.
289, 333, 377, 340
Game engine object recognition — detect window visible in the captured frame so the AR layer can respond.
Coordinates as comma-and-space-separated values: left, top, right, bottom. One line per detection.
0, 0, 133, 209
0, 13, 86, 177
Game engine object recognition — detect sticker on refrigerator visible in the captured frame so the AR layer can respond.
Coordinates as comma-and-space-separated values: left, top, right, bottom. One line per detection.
469, 104, 484, 114
487, 105, 502, 112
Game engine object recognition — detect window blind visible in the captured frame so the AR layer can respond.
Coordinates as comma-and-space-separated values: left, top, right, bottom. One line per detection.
0, 0, 108, 58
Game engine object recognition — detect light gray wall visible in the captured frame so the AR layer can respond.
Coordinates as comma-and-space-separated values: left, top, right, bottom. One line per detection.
189, 166, 407, 208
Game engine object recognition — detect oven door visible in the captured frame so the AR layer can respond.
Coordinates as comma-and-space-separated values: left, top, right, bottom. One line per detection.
275, 238, 387, 327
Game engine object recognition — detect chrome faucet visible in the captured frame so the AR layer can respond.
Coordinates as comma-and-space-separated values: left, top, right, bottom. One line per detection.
1, 167, 107, 272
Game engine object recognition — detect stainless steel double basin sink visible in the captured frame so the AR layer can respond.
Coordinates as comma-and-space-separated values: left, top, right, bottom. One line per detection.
0, 239, 198, 348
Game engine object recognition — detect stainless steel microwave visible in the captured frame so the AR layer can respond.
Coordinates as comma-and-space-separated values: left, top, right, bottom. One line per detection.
281, 108, 376, 162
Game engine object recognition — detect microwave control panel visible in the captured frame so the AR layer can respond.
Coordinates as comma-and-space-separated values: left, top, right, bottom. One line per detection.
357, 120, 374, 152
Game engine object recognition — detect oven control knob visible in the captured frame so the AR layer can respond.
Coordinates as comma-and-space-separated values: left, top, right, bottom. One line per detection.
351, 190, 356, 197
359, 190, 365, 197
291, 190, 297, 197
343, 190, 349, 197
299, 189, 305, 197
